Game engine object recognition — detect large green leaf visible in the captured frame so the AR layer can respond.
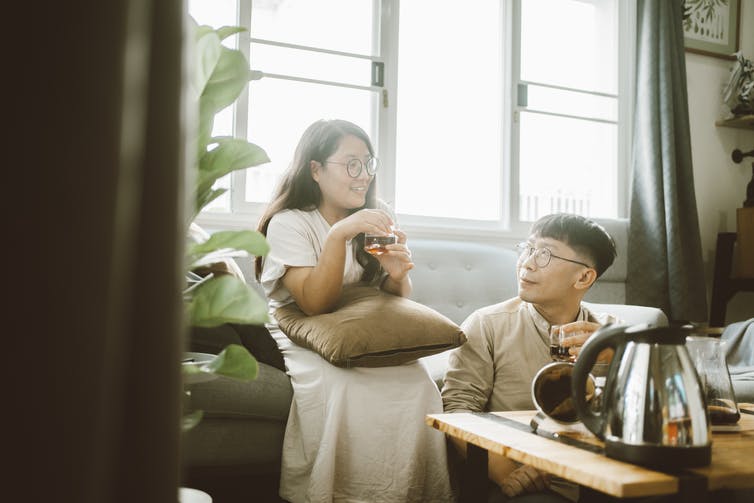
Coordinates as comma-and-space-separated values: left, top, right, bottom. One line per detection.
189, 229, 270, 261
194, 186, 227, 219
203, 344, 259, 381
192, 27, 221, 100
197, 138, 270, 197
201, 47, 250, 116
197, 96, 218, 156
216, 26, 245, 42
189, 275, 270, 327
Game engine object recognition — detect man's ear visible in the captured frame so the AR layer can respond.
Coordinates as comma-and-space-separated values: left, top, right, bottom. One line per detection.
574, 268, 597, 291
310, 160, 321, 182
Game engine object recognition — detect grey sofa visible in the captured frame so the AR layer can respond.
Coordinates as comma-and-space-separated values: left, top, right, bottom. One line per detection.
183, 225, 669, 501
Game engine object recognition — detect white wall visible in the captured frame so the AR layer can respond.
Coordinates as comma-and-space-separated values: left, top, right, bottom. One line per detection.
686, 0, 754, 324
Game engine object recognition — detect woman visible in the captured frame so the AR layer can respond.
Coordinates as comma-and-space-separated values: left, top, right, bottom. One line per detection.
256, 119, 454, 502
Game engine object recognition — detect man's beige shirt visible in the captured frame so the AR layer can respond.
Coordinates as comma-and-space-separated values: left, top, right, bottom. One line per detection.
441, 297, 617, 413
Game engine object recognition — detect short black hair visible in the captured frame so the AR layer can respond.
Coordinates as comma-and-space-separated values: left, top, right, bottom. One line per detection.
529, 213, 617, 278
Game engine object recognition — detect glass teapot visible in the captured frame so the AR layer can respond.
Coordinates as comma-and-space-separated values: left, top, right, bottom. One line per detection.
685, 335, 740, 425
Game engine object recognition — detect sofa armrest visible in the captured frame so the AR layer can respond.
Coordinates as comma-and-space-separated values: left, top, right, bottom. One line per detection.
582, 302, 668, 327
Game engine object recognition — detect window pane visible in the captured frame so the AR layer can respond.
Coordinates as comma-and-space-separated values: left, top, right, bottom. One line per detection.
518, 112, 617, 221
246, 78, 377, 203
525, 85, 617, 122
188, 0, 237, 32
251, 0, 377, 56
396, 0, 503, 220
520, 0, 617, 94
251, 43, 373, 87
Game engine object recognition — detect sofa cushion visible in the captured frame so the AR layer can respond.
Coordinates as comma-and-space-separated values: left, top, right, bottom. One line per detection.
187, 362, 292, 421
184, 362, 293, 468
274, 285, 467, 368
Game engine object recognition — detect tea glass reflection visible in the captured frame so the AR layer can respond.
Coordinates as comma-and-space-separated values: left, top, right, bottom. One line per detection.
530, 361, 596, 432
364, 232, 396, 256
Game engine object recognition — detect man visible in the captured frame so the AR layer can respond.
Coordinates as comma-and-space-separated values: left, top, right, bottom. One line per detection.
441, 213, 619, 502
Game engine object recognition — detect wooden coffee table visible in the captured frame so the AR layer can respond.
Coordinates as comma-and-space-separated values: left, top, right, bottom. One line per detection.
427, 403, 754, 502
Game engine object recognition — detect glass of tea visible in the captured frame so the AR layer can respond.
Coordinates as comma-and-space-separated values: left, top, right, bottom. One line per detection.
363, 232, 396, 256
549, 325, 571, 362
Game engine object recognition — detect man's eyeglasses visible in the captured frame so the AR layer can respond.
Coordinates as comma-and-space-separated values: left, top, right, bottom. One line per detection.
515, 243, 593, 269
326, 157, 380, 178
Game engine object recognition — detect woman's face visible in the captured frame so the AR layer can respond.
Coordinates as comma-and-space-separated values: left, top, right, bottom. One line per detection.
311, 134, 374, 217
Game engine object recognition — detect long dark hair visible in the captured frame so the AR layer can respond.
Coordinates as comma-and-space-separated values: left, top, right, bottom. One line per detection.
255, 119, 381, 281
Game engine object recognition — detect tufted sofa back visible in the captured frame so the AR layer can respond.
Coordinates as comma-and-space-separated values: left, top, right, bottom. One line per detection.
408, 240, 519, 325
408, 219, 632, 325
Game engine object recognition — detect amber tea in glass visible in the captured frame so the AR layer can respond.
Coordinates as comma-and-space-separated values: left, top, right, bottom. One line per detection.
364, 233, 396, 255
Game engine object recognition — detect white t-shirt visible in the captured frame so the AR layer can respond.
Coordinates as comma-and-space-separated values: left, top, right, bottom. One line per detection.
260, 208, 365, 309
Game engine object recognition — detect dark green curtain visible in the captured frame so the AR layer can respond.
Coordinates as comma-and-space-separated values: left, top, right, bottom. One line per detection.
626, 0, 708, 323
9, 1, 187, 502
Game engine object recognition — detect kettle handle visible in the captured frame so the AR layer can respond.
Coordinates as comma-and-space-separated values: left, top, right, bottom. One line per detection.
571, 323, 627, 440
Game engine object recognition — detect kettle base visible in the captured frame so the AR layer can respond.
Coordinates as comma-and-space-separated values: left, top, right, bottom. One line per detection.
605, 440, 711, 469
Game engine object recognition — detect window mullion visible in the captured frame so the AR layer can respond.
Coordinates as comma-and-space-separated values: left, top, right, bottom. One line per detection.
377, 0, 398, 208
510, 0, 523, 229
618, 0, 637, 219
232, 0, 253, 215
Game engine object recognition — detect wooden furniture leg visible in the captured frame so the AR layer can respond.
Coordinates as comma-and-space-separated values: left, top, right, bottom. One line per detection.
461, 444, 488, 503
709, 233, 736, 327
709, 232, 754, 327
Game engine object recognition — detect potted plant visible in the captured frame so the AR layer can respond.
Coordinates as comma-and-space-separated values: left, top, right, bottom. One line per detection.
181, 16, 271, 425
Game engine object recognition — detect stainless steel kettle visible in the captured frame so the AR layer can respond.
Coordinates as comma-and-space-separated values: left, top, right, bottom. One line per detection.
571, 324, 711, 469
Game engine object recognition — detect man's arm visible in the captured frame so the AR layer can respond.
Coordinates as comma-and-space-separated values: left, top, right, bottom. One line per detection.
441, 309, 552, 498
441, 312, 495, 413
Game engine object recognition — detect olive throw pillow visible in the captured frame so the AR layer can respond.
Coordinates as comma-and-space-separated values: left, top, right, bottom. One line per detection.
274, 285, 466, 368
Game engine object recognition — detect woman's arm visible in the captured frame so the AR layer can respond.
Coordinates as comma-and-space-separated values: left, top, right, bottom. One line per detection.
282, 209, 394, 315
381, 274, 412, 297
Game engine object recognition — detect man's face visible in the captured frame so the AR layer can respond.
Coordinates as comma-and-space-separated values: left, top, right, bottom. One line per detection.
516, 236, 594, 306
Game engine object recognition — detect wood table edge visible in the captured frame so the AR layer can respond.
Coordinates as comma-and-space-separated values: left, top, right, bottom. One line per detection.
426, 413, 680, 498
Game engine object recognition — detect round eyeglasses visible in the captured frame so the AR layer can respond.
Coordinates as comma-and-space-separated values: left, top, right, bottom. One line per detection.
516, 242, 593, 269
325, 157, 380, 178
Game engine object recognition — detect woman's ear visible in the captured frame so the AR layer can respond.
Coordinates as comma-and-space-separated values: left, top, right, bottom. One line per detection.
310, 160, 321, 182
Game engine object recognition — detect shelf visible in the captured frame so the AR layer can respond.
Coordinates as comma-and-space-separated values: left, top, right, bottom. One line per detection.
715, 114, 754, 130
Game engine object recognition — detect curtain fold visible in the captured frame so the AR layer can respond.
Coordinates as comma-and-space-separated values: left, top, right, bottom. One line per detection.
10, 1, 186, 502
626, 0, 708, 323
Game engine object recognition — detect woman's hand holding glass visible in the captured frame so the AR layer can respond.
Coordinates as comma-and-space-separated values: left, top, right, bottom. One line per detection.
327, 208, 414, 282
371, 228, 414, 282
330, 208, 394, 242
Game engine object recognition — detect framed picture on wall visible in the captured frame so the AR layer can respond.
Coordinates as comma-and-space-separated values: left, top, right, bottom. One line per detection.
683, 0, 740, 60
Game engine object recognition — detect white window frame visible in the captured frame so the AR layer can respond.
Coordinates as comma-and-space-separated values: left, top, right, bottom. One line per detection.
195, 0, 635, 242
